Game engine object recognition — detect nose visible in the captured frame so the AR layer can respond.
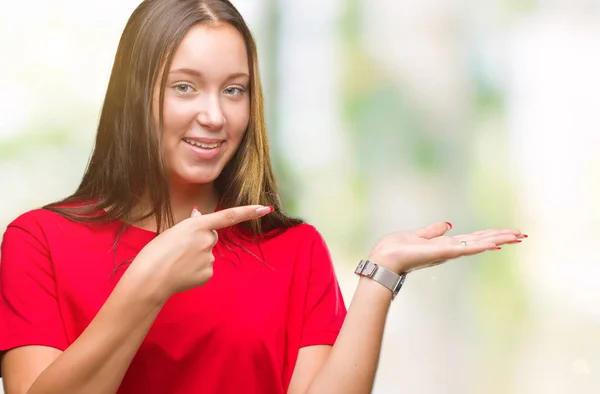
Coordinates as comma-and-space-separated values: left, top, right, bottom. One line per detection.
196, 95, 225, 130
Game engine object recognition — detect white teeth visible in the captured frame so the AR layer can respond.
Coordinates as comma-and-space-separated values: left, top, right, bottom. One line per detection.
183, 138, 221, 149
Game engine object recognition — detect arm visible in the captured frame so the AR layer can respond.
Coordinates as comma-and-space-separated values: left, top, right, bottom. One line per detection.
289, 222, 524, 394
287, 278, 390, 394
3, 274, 165, 394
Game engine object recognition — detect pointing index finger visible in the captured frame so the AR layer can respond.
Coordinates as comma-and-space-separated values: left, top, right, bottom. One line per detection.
195, 205, 273, 230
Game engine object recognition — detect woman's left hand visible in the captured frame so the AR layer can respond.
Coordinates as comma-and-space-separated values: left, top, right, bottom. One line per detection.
367, 222, 527, 274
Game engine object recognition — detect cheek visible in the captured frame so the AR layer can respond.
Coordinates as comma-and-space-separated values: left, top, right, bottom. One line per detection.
224, 102, 250, 141
163, 94, 186, 114
162, 97, 196, 129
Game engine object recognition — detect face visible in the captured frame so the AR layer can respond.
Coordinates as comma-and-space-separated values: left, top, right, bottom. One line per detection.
155, 22, 250, 186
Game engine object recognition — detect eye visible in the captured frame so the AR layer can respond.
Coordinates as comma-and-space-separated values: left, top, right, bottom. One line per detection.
223, 86, 246, 96
173, 82, 195, 95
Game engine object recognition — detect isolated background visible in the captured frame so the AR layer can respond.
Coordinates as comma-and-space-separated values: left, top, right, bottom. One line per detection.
1, 0, 599, 393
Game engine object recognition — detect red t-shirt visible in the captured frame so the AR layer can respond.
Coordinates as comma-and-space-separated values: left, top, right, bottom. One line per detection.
0, 209, 347, 393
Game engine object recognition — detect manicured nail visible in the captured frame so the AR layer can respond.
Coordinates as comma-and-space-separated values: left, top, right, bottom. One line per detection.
193, 205, 198, 211
519, 234, 529, 238
268, 206, 274, 213
509, 240, 522, 244
495, 247, 502, 250
445, 222, 453, 230
256, 206, 273, 215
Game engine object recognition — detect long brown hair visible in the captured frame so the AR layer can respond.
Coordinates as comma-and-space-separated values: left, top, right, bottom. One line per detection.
45, 0, 302, 235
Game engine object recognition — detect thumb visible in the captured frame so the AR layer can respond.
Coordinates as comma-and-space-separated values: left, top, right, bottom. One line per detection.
414, 221, 452, 239
191, 205, 201, 218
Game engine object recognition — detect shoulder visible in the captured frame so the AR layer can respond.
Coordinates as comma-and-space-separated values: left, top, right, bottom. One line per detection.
2, 207, 109, 249
5, 209, 63, 235
286, 223, 320, 237
1, 207, 125, 277
1, 210, 67, 256
0, 210, 68, 279
270, 223, 325, 247
5, 208, 73, 235
264, 223, 333, 263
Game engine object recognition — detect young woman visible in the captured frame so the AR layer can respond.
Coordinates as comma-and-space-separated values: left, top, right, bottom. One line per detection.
0, 1, 526, 393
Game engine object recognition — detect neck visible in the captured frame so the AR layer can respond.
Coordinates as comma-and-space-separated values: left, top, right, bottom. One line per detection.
132, 181, 219, 232
169, 181, 219, 222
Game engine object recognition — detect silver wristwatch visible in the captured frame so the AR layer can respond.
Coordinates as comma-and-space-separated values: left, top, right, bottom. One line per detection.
354, 260, 407, 300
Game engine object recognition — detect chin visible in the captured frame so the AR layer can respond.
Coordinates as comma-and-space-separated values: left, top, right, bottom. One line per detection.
187, 169, 222, 185
169, 166, 220, 187
183, 175, 217, 186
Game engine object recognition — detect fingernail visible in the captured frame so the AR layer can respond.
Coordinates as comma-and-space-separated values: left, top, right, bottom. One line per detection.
520, 234, 529, 238
256, 206, 273, 215
495, 247, 502, 250
193, 205, 198, 211
445, 222, 453, 230
509, 240, 522, 244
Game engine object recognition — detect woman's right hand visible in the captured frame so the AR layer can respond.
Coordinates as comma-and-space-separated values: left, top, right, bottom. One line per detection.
125, 205, 273, 304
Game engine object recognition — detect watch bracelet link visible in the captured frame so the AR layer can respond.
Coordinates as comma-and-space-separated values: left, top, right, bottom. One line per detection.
354, 259, 407, 300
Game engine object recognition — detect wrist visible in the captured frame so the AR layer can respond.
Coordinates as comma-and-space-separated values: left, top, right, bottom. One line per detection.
354, 259, 407, 300
118, 267, 170, 309
356, 276, 393, 302
367, 253, 407, 275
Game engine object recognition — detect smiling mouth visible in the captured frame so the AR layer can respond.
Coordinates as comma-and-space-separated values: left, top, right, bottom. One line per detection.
182, 138, 223, 149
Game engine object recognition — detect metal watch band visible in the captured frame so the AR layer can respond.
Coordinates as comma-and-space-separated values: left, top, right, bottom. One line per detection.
354, 260, 407, 300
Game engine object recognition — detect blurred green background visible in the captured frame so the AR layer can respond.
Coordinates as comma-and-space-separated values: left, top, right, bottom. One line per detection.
1, 1, 599, 393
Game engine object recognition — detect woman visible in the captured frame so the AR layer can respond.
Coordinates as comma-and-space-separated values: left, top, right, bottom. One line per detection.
0, 1, 526, 393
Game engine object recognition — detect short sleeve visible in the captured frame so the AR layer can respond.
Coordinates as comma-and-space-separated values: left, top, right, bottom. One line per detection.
300, 230, 347, 347
0, 222, 68, 353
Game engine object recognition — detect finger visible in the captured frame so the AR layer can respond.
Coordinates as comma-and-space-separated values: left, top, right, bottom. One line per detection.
449, 241, 500, 258
409, 241, 493, 269
454, 228, 523, 243
414, 222, 452, 240
469, 228, 523, 237
196, 205, 274, 230
478, 233, 522, 246
413, 231, 522, 270
458, 235, 525, 250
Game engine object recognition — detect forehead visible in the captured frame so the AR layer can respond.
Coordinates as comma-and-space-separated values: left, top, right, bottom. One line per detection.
169, 22, 249, 76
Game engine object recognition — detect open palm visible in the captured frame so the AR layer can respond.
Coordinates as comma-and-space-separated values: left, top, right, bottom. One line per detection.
368, 222, 527, 274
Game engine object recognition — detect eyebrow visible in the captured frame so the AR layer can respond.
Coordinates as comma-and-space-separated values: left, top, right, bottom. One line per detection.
169, 68, 249, 79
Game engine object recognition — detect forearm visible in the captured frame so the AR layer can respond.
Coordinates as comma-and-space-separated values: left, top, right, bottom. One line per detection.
28, 272, 165, 394
306, 277, 392, 394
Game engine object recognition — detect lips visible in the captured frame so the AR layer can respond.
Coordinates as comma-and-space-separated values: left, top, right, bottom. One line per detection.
182, 137, 225, 161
